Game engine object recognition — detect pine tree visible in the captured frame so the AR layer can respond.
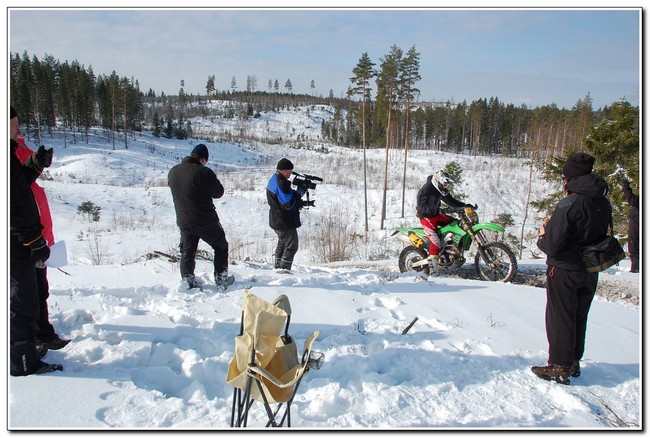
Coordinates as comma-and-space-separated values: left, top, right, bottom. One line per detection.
376, 44, 402, 230
349, 52, 376, 237
78, 64, 96, 142
398, 45, 421, 217
206, 75, 216, 95
152, 112, 162, 137
164, 117, 174, 139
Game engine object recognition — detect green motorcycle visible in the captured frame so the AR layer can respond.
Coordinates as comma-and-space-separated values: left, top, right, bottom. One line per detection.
391, 206, 518, 282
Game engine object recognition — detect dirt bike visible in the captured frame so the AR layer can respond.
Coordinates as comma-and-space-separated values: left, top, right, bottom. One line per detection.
391, 205, 518, 282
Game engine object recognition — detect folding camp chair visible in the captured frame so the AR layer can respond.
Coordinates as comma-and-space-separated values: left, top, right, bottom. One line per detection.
227, 289, 323, 427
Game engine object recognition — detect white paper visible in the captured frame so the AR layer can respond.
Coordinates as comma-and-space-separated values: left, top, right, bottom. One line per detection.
45, 240, 67, 268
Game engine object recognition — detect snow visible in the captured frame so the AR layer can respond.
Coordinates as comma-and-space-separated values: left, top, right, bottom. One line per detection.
7, 105, 641, 430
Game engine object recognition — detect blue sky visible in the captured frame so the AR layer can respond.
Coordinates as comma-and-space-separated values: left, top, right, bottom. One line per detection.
8, 7, 640, 109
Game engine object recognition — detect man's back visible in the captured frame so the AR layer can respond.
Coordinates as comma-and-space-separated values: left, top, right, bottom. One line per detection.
538, 173, 611, 270
168, 156, 224, 228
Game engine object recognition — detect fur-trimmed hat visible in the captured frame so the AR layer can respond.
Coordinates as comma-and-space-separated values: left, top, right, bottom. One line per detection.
563, 152, 595, 180
277, 158, 294, 170
191, 144, 209, 161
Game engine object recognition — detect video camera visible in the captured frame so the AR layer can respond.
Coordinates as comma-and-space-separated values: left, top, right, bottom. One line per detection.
292, 171, 323, 190
292, 171, 323, 208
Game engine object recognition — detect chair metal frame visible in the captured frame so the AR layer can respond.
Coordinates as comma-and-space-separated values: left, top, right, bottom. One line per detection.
228, 290, 321, 428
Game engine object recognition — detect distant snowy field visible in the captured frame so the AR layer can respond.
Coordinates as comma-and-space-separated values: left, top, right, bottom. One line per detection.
8, 105, 641, 429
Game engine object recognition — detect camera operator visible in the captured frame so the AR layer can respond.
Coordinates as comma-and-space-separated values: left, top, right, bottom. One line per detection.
266, 158, 307, 272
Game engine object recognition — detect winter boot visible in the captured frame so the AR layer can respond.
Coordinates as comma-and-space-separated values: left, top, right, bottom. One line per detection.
277, 258, 293, 273
215, 271, 235, 291
570, 360, 581, 378
531, 363, 571, 385
183, 275, 200, 290
10, 340, 63, 376
35, 341, 48, 359
427, 255, 439, 276
32, 360, 64, 375
274, 258, 282, 270
38, 333, 71, 351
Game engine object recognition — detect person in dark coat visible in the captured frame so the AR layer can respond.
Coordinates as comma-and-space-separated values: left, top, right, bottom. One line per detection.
619, 177, 639, 273
15, 136, 71, 351
266, 158, 307, 272
416, 169, 474, 273
168, 144, 234, 290
532, 152, 611, 385
9, 106, 62, 376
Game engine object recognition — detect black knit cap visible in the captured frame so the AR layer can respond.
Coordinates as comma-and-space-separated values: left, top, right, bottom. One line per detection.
191, 144, 209, 161
10, 106, 17, 120
563, 152, 595, 180
277, 158, 294, 170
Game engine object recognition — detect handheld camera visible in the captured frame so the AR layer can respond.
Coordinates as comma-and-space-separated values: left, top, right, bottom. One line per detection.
292, 171, 323, 208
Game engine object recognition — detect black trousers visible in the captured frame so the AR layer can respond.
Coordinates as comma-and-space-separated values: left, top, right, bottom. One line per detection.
10, 262, 41, 374
179, 223, 229, 280
274, 228, 299, 269
544, 266, 598, 367
36, 267, 55, 339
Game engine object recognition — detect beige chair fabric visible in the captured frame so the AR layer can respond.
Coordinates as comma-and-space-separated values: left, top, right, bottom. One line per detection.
227, 290, 320, 404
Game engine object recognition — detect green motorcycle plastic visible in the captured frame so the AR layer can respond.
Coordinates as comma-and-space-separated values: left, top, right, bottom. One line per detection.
392, 206, 518, 282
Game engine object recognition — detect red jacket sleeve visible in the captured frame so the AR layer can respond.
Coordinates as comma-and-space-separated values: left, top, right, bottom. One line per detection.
15, 138, 55, 245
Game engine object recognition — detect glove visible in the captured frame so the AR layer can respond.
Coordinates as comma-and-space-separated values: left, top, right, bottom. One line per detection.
296, 183, 308, 197
34, 146, 53, 169
24, 236, 50, 264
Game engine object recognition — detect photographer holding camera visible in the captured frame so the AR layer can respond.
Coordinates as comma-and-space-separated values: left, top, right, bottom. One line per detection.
266, 158, 308, 272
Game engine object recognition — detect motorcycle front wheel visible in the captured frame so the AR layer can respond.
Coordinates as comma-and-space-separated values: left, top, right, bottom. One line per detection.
474, 241, 518, 282
398, 246, 430, 276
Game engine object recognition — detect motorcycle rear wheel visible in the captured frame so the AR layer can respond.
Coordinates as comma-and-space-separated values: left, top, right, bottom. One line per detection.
398, 246, 430, 276
474, 241, 518, 282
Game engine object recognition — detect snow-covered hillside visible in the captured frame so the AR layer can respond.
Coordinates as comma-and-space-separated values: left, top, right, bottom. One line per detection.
8, 107, 641, 429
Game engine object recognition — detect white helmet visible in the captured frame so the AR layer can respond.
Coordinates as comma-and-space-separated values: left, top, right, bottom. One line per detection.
432, 170, 456, 195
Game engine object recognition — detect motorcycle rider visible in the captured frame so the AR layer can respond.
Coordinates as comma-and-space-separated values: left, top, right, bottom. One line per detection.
416, 169, 476, 273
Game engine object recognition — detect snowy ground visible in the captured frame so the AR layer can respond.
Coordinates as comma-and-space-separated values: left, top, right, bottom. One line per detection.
7, 107, 642, 430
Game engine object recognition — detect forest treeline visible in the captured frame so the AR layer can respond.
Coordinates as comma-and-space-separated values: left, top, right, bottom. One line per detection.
9, 49, 640, 237
10, 50, 637, 159
9, 49, 639, 172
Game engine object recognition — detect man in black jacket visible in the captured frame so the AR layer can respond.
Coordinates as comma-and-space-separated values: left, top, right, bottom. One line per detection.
9, 106, 62, 376
168, 144, 234, 290
532, 152, 611, 384
620, 177, 639, 273
266, 158, 306, 272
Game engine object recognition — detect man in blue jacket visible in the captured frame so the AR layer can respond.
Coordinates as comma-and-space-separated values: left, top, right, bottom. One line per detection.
266, 158, 307, 272
168, 144, 234, 291
533, 152, 611, 384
